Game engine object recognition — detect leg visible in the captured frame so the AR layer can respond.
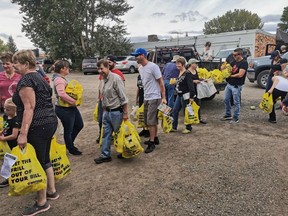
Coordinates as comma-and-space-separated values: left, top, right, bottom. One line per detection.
232, 85, 242, 120
269, 89, 287, 122
172, 95, 182, 130
100, 111, 114, 158
182, 97, 192, 131
71, 108, 84, 144
224, 84, 233, 117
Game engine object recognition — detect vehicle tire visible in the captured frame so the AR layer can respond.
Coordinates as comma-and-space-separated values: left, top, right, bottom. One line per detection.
129, 66, 136, 74
257, 70, 270, 89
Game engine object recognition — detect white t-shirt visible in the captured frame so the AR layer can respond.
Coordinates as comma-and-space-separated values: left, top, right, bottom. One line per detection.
139, 62, 162, 100
275, 76, 288, 92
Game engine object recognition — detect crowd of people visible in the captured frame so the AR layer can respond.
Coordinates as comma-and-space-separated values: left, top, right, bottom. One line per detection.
0, 44, 287, 215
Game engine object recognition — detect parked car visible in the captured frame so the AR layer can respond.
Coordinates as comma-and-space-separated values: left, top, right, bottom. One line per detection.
43, 59, 54, 73
247, 52, 288, 89
82, 57, 99, 75
115, 56, 138, 73
214, 48, 251, 62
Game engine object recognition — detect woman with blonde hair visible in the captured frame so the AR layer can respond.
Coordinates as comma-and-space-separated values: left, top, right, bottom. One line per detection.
12, 50, 58, 216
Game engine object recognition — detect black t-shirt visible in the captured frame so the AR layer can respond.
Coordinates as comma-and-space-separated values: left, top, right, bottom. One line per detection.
269, 58, 288, 76
12, 72, 58, 128
226, 59, 248, 86
190, 70, 200, 93
2, 114, 19, 149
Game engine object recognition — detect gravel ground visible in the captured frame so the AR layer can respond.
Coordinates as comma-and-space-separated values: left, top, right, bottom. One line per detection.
1, 71, 288, 216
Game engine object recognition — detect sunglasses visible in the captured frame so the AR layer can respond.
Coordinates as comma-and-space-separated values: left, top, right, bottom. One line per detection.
233, 53, 240, 57
135, 54, 142, 57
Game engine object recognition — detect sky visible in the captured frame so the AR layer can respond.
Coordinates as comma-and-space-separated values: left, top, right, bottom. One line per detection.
0, 0, 287, 49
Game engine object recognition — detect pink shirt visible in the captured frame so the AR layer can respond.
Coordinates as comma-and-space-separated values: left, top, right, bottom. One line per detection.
0, 72, 21, 107
54, 76, 76, 106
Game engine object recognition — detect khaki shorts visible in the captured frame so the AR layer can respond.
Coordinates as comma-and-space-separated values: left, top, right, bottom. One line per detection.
144, 99, 161, 126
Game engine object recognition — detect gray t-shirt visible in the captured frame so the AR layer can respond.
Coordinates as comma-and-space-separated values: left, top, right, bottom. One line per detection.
139, 62, 162, 100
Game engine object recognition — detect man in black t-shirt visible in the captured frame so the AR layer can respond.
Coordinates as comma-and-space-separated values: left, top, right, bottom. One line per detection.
221, 48, 248, 123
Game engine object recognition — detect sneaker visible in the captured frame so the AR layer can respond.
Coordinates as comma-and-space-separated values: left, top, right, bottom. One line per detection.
182, 129, 192, 134
0, 179, 9, 188
144, 143, 155, 154
268, 119, 277, 124
170, 128, 177, 132
230, 118, 239, 123
200, 120, 207, 124
94, 157, 112, 164
154, 137, 160, 145
220, 115, 233, 121
117, 154, 124, 159
22, 202, 50, 216
46, 191, 60, 200
68, 148, 82, 156
139, 130, 150, 137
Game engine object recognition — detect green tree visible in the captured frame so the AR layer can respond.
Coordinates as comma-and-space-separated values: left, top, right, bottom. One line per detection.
11, 0, 132, 64
203, 9, 263, 34
6, 36, 18, 53
278, 6, 288, 31
0, 39, 8, 53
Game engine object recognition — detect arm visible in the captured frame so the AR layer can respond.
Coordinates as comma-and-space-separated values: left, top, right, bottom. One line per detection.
0, 128, 19, 141
268, 76, 279, 94
157, 77, 167, 104
54, 78, 76, 105
230, 68, 246, 78
114, 77, 129, 121
186, 73, 196, 103
17, 87, 35, 148
136, 88, 140, 105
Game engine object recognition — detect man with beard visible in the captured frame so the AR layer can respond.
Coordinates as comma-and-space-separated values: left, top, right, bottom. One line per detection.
106, 56, 125, 82
131, 48, 166, 154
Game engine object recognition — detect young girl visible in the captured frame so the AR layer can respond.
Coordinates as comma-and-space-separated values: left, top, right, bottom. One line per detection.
0, 98, 19, 188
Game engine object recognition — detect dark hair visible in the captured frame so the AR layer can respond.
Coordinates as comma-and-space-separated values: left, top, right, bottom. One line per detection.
53, 60, 70, 73
205, 42, 211, 47
234, 48, 243, 56
0, 52, 13, 63
97, 59, 109, 68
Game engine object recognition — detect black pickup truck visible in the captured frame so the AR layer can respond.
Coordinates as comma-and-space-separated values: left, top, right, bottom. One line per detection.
148, 44, 227, 99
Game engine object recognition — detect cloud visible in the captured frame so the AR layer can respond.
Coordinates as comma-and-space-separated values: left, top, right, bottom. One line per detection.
152, 12, 166, 17
262, 23, 278, 32
261, 14, 281, 23
170, 20, 178, 23
16, 35, 23, 38
0, 33, 9, 40
175, 10, 208, 22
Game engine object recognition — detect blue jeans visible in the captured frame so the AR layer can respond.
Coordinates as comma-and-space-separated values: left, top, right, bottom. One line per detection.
164, 79, 175, 108
224, 83, 243, 119
101, 111, 123, 158
55, 106, 84, 150
172, 95, 192, 131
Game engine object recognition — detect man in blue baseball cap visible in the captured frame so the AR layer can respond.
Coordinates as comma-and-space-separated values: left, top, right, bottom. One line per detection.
131, 48, 166, 154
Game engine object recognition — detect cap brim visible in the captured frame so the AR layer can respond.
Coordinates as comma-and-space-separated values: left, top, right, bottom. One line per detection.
130, 52, 139, 56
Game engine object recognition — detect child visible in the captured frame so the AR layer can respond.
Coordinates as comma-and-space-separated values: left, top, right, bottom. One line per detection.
0, 98, 19, 188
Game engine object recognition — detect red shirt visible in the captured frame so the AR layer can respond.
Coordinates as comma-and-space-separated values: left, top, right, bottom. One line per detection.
0, 72, 21, 107
111, 68, 125, 81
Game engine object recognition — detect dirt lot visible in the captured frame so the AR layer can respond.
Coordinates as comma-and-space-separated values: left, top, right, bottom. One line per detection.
1, 71, 288, 216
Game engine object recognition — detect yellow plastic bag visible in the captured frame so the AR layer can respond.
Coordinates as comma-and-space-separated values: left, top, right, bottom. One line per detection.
59, 79, 83, 107
93, 103, 99, 122
0, 140, 11, 160
136, 104, 146, 128
118, 121, 143, 158
211, 69, 224, 83
158, 112, 172, 133
0, 116, 3, 130
8, 144, 47, 196
184, 102, 200, 125
259, 92, 273, 113
50, 137, 71, 180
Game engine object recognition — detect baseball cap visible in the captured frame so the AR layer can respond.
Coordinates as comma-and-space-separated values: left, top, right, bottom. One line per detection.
106, 55, 117, 63
171, 55, 181, 62
130, 48, 147, 56
270, 50, 280, 59
187, 58, 200, 65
